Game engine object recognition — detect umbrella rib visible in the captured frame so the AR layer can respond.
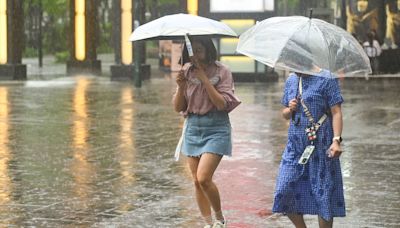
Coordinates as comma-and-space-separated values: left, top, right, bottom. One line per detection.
315, 22, 333, 76
274, 20, 310, 66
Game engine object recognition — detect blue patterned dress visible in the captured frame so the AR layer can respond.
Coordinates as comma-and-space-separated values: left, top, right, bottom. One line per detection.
272, 71, 346, 220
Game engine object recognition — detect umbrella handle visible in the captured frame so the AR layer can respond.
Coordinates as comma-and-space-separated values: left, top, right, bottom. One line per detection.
179, 40, 193, 72
184, 34, 194, 57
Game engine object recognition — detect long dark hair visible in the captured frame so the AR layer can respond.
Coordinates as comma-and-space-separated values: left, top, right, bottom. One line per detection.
180, 36, 217, 65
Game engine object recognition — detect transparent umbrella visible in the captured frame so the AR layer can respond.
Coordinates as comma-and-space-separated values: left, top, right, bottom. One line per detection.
236, 15, 372, 77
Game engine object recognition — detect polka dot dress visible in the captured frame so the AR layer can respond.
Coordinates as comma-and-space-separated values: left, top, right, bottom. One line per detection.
272, 71, 346, 220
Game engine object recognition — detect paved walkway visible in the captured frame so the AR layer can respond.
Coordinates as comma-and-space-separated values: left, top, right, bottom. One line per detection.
0, 55, 394, 227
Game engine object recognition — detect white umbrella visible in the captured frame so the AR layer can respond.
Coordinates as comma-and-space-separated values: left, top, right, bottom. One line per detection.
236, 16, 372, 77
129, 13, 237, 41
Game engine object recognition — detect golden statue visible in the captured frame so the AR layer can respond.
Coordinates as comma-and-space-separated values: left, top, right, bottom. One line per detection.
346, 0, 379, 39
383, 1, 400, 49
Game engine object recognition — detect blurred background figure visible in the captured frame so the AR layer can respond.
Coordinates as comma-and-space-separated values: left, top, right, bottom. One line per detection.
363, 30, 382, 74
382, 0, 400, 49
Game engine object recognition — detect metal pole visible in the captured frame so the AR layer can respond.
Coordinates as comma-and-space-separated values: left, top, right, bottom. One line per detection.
38, 0, 43, 67
133, 0, 141, 87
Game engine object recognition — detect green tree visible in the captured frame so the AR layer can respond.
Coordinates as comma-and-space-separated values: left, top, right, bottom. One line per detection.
24, 0, 68, 58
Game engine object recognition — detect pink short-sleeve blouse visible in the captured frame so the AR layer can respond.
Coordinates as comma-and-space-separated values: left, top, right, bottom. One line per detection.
173, 61, 241, 116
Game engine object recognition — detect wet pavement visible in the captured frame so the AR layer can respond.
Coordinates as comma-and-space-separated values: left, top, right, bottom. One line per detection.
0, 62, 399, 227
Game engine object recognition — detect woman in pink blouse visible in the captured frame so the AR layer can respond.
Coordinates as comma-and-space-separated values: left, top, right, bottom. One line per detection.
173, 36, 240, 228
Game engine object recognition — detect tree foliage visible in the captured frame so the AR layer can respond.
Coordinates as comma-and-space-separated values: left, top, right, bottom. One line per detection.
23, 0, 185, 59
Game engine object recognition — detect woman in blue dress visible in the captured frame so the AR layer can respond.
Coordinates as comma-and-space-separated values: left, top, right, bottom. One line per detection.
272, 69, 345, 228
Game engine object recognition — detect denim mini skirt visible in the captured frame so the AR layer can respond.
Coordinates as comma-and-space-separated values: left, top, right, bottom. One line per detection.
182, 111, 232, 157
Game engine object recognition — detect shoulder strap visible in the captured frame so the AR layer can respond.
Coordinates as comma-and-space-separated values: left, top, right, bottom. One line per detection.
298, 77, 327, 128
299, 77, 315, 123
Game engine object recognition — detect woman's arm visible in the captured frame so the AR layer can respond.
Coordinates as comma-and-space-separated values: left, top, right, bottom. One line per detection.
282, 98, 299, 120
194, 67, 226, 110
282, 107, 292, 120
201, 78, 226, 110
173, 70, 188, 113
328, 104, 343, 157
331, 104, 343, 139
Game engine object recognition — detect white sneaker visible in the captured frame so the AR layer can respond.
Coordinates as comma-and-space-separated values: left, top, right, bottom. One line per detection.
212, 220, 226, 228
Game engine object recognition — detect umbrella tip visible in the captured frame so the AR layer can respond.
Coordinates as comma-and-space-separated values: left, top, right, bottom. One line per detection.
309, 8, 313, 19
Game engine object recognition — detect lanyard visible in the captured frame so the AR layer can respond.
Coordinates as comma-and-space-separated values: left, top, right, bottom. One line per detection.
299, 77, 315, 123
298, 77, 327, 142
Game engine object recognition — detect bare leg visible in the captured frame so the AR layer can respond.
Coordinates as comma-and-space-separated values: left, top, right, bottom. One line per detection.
197, 153, 224, 221
187, 157, 212, 225
287, 214, 307, 228
318, 216, 333, 228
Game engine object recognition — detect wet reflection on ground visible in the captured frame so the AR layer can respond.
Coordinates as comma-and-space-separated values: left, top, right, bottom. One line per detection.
0, 74, 398, 227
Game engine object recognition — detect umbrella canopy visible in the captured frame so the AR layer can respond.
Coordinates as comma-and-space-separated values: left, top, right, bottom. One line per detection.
129, 13, 237, 41
236, 16, 372, 77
